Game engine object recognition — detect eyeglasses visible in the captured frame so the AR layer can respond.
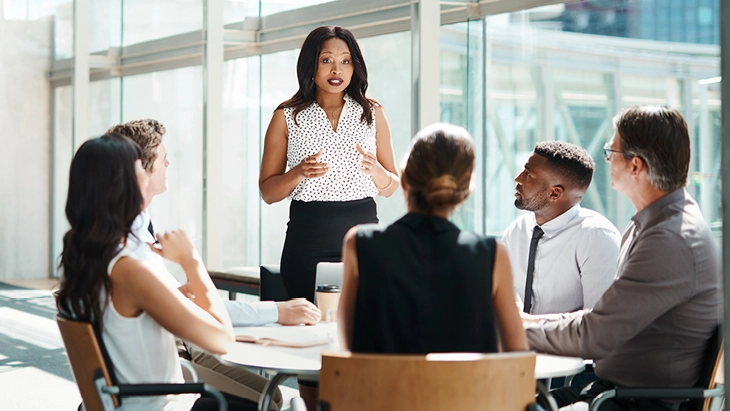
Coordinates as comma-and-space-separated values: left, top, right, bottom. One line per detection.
603, 143, 629, 161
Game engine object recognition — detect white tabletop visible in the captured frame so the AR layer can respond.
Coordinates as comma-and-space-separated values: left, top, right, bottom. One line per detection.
221, 324, 585, 380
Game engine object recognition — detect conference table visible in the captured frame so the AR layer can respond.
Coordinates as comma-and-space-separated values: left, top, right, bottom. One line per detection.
221, 324, 586, 411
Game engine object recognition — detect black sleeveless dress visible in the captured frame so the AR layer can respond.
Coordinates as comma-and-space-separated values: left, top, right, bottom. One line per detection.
351, 213, 499, 354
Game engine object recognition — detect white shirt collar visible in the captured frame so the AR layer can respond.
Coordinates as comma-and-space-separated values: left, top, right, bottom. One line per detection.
539, 204, 581, 239
130, 210, 154, 244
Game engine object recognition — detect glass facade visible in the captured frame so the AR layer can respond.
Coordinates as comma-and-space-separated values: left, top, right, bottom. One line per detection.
120, 67, 204, 279
122, 0, 202, 46
47, 0, 721, 272
51, 85, 73, 271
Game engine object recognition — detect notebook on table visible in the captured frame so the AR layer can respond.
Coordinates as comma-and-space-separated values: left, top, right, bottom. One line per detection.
234, 325, 329, 348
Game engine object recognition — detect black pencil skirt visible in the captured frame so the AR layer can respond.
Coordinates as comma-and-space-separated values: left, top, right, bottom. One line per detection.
280, 198, 378, 303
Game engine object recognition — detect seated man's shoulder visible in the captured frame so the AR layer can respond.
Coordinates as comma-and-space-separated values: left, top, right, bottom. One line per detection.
576, 207, 620, 234
501, 212, 533, 237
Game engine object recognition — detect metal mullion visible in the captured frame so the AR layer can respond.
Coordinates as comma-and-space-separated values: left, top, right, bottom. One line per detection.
475, 0, 566, 17
72, 0, 90, 151
120, 31, 206, 59
203, 0, 224, 270
721, 0, 729, 398
120, 44, 204, 67
256, 0, 409, 33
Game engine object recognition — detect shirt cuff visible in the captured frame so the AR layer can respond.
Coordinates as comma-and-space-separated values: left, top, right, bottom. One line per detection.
223, 300, 279, 326
257, 301, 279, 325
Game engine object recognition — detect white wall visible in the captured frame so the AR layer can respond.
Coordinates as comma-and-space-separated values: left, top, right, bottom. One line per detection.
0, 11, 52, 280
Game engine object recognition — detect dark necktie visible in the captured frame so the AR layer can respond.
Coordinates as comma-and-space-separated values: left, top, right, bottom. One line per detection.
147, 220, 155, 238
523, 225, 544, 314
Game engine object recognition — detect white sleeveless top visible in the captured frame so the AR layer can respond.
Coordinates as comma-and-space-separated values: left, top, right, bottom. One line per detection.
103, 245, 197, 411
285, 93, 379, 201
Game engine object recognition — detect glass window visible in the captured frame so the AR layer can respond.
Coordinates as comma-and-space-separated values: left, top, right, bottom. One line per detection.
259, 0, 335, 16
122, 0, 202, 46
477, 0, 721, 236
4, 0, 68, 20
258, 48, 299, 265
90, 0, 122, 53
53, 1, 73, 59
52, 85, 73, 275
223, 0, 258, 24
48, 0, 722, 279
691, 78, 722, 230
222, 56, 262, 267
358, 31, 412, 227
89, 78, 121, 136
121, 67, 204, 281
439, 21, 485, 232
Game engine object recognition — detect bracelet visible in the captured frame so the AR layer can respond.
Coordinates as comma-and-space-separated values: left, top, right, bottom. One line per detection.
375, 174, 395, 191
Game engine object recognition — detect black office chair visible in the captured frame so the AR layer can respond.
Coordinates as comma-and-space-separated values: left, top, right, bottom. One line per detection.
590, 326, 724, 411
56, 312, 227, 411
260, 264, 289, 301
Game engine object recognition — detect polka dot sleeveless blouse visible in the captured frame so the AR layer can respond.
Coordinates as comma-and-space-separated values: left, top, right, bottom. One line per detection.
285, 93, 378, 202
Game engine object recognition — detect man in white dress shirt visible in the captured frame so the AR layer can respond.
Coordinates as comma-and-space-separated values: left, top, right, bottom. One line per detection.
109, 119, 321, 410
501, 141, 621, 314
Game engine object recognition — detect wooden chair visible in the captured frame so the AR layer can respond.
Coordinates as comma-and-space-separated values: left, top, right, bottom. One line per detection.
319, 351, 538, 411
56, 313, 227, 411
590, 326, 724, 411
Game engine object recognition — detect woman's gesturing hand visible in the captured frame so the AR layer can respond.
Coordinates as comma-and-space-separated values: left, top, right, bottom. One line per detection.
356, 143, 381, 176
298, 149, 330, 179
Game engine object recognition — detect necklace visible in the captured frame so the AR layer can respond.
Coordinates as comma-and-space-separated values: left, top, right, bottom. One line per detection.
326, 104, 344, 130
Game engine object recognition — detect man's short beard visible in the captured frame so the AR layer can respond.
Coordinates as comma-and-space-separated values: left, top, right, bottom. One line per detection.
514, 195, 549, 212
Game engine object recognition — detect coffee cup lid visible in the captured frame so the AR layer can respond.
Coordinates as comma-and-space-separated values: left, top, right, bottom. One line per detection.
316, 284, 341, 293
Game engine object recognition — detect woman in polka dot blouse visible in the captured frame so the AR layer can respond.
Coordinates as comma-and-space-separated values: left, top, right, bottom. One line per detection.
259, 25, 400, 305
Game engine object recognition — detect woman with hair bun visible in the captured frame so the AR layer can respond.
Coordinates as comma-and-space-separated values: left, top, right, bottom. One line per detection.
338, 123, 527, 354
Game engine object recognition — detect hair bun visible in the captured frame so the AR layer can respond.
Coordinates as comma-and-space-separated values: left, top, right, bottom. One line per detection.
425, 175, 463, 208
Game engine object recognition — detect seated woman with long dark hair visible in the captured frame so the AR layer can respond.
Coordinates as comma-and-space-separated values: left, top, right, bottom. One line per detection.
338, 123, 527, 354
56, 134, 254, 410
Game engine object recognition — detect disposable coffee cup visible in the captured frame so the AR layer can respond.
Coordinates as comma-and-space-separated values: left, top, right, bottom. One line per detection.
316, 284, 341, 322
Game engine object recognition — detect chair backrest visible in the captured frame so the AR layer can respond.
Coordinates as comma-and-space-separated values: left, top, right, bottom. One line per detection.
56, 314, 119, 411
699, 326, 724, 411
319, 351, 536, 411
260, 264, 289, 301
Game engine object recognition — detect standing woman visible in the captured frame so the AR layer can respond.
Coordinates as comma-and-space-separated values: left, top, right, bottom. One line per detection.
260, 26, 399, 303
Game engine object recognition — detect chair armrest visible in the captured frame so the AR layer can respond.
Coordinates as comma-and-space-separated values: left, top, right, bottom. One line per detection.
590, 386, 724, 411
613, 387, 712, 399
101, 383, 227, 411
109, 382, 206, 396
179, 358, 199, 382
